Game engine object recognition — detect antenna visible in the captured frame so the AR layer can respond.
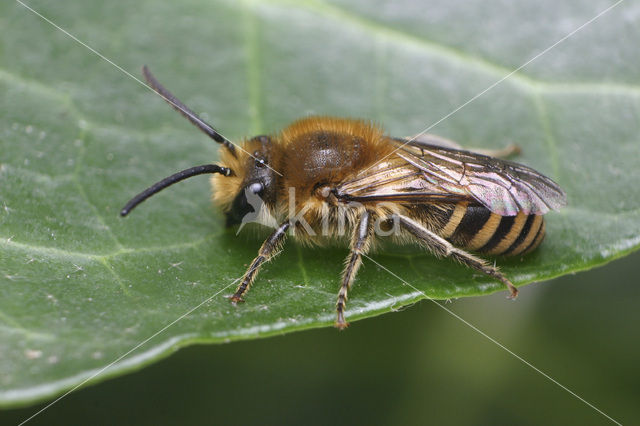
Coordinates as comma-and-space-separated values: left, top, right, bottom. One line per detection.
120, 164, 233, 216
143, 65, 237, 157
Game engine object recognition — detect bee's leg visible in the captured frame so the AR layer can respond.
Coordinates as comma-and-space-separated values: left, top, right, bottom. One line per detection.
399, 134, 463, 150
230, 221, 290, 303
471, 144, 521, 159
401, 134, 520, 159
335, 210, 374, 329
395, 214, 518, 298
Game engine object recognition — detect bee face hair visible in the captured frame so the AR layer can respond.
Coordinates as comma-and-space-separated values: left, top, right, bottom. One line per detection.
215, 135, 278, 226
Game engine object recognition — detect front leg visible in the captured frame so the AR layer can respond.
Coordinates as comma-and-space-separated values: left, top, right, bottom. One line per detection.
336, 210, 374, 329
231, 220, 290, 303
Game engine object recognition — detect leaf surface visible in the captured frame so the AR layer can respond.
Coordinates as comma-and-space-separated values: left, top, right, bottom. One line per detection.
1, 0, 638, 406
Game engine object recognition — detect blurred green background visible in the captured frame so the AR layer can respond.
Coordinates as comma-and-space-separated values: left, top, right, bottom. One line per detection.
3, 250, 638, 425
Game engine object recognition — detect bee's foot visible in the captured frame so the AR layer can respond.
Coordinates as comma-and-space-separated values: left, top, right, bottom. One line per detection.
229, 295, 245, 304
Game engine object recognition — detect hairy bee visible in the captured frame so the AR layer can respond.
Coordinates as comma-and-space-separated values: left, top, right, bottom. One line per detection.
121, 66, 567, 329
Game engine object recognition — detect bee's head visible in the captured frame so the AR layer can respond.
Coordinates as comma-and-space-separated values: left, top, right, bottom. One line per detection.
212, 135, 278, 226
120, 67, 280, 225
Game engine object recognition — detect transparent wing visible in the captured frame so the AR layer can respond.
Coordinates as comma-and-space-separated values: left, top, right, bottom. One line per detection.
335, 138, 567, 216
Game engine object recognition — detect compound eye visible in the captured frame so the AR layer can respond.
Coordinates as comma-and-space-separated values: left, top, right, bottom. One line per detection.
248, 182, 264, 195
253, 151, 267, 168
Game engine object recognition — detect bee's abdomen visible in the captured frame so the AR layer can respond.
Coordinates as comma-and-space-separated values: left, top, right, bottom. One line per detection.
440, 202, 546, 256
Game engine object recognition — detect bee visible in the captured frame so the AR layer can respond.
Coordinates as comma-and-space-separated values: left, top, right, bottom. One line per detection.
121, 66, 567, 329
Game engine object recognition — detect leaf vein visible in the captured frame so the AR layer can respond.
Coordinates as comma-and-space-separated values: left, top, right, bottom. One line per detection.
0, 230, 227, 261
243, 0, 264, 134
265, 0, 640, 97
531, 90, 561, 179
98, 257, 130, 295
72, 128, 125, 251
295, 244, 310, 287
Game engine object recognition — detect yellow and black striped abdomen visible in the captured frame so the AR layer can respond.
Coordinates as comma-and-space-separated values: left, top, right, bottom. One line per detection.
439, 202, 546, 256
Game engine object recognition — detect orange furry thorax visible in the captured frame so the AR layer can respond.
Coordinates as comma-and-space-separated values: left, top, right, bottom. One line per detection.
211, 116, 396, 220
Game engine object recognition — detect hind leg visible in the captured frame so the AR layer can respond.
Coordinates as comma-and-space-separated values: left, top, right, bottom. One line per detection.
405, 134, 521, 159
396, 214, 518, 298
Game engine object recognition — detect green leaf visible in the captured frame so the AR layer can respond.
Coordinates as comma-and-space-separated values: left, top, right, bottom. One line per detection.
1, 0, 638, 407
